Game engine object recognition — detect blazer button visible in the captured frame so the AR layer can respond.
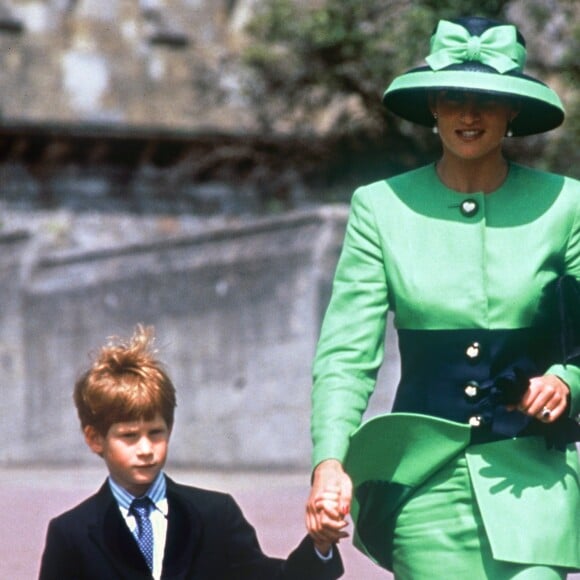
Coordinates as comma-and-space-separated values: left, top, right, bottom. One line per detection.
460, 199, 479, 217
464, 381, 479, 399
468, 415, 483, 427
465, 342, 481, 360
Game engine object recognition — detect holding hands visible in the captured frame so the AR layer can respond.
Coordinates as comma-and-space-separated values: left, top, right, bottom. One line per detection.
306, 459, 352, 555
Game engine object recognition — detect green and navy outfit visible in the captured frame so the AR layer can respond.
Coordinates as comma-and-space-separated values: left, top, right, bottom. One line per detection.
312, 163, 580, 578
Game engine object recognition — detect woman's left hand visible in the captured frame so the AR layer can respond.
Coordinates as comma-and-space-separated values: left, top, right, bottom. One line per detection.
516, 374, 570, 423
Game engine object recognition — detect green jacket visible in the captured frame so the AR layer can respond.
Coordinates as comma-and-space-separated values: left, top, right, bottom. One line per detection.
311, 163, 580, 568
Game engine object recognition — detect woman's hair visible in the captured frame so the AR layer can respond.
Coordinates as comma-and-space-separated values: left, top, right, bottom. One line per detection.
74, 325, 177, 435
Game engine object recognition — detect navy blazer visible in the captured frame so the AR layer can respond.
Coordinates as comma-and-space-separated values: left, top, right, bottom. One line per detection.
39, 477, 343, 579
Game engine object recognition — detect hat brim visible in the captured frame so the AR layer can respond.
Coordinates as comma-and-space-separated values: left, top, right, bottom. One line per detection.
383, 68, 565, 136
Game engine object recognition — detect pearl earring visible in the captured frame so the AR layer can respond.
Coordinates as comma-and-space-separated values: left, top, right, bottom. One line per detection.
506, 121, 514, 138
432, 113, 438, 134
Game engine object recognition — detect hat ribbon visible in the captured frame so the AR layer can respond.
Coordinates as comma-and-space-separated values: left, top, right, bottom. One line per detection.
425, 20, 526, 74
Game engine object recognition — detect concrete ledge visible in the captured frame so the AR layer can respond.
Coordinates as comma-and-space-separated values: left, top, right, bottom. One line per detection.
5, 207, 381, 467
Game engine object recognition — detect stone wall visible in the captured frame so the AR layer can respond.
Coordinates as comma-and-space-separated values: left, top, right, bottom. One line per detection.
0, 0, 255, 130
0, 231, 30, 462
2, 207, 399, 468
0, 0, 412, 468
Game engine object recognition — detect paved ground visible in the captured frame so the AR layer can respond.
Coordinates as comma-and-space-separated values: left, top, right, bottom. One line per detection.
4, 465, 579, 580
1, 465, 386, 580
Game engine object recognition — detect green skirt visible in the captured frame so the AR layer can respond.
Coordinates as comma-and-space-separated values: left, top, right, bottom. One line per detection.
392, 454, 567, 580
344, 414, 580, 575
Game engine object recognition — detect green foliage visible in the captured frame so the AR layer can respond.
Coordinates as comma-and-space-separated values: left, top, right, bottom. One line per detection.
543, 2, 580, 178
244, 0, 509, 131
244, 0, 579, 178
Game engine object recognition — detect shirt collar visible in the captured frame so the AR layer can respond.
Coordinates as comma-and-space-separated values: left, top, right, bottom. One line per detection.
108, 471, 167, 512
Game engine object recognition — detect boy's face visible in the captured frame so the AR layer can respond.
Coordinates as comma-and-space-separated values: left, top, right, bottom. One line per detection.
84, 413, 171, 497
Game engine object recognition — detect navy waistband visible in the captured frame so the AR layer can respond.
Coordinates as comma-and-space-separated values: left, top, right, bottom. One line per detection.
392, 328, 580, 448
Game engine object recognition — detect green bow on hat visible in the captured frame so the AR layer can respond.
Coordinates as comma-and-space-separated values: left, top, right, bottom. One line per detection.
426, 20, 527, 74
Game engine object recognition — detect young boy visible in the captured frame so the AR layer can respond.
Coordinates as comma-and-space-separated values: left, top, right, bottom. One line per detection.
39, 325, 344, 579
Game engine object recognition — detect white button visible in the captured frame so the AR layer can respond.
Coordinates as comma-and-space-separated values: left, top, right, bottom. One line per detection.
468, 415, 482, 427
464, 384, 478, 398
466, 342, 480, 359
460, 199, 479, 217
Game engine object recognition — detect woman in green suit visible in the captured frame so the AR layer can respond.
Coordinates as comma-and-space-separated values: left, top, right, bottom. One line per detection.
306, 15, 580, 579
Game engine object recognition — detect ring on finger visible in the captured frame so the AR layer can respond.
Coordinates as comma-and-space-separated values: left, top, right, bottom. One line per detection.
541, 406, 551, 420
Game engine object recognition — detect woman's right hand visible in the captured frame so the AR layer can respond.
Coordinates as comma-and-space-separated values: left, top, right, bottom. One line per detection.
306, 459, 352, 551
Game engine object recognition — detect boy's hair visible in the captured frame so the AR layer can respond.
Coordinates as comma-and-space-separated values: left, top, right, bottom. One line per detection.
74, 325, 177, 435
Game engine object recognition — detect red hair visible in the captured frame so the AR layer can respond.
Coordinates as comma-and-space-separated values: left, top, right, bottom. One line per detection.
74, 325, 176, 435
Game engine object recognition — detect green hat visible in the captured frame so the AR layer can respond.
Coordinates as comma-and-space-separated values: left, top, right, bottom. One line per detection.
383, 16, 565, 136
343, 413, 471, 569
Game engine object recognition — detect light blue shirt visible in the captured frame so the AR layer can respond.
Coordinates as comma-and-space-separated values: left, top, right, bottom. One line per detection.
108, 472, 168, 580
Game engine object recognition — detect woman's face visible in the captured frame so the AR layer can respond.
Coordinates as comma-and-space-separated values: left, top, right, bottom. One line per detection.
430, 90, 518, 163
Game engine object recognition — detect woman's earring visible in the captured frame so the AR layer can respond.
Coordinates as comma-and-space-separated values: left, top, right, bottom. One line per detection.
432, 113, 438, 134
506, 124, 513, 138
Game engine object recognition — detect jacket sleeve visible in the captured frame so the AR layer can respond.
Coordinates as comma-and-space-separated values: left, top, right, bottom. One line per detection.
546, 177, 580, 421
38, 518, 80, 580
311, 187, 390, 469
224, 494, 343, 580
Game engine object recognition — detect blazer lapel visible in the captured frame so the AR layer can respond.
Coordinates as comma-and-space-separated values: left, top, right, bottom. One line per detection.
88, 482, 153, 578
161, 478, 204, 579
